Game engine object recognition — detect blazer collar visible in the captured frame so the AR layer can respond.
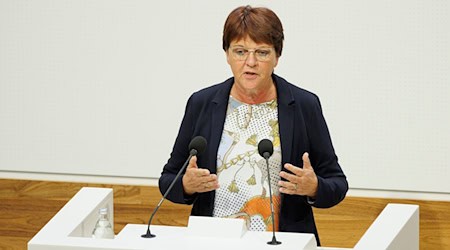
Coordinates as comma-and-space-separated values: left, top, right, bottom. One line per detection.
212, 77, 233, 105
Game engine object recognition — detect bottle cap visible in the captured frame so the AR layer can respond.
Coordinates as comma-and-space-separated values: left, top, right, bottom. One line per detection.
99, 207, 108, 215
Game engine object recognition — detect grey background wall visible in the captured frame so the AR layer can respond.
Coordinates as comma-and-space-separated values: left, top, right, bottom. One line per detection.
1, 0, 449, 194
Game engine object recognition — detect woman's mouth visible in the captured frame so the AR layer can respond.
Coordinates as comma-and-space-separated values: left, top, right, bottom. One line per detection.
244, 72, 258, 78
243, 72, 258, 80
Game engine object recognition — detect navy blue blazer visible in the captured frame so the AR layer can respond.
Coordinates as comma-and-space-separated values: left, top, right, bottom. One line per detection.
159, 74, 348, 244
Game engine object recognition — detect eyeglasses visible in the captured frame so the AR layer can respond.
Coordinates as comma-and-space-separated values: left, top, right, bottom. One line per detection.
229, 47, 274, 62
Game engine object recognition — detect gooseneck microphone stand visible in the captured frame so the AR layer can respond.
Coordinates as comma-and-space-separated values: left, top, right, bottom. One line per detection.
258, 139, 281, 245
264, 155, 281, 245
141, 152, 194, 238
141, 136, 206, 238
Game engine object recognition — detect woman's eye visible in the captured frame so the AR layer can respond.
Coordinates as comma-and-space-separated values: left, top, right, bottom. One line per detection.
234, 49, 246, 55
257, 50, 270, 57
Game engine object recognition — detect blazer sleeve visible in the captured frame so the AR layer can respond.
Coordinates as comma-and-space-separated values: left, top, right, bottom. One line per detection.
305, 95, 348, 208
158, 95, 198, 205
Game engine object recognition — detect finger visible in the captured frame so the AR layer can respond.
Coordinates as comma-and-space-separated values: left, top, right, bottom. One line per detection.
302, 152, 313, 170
201, 179, 220, 192
187, 155, 198, 169
193, 168, 211, 177
186, 169, 209, 180
197, 173, 217, 183
189, 173, 215, 191
278, 184, 296, 195
283, 163, 304, 176
207, 180, 220, 189
278, 180, 297, 190
279, 170, 300, 183
185, 156, 210, 177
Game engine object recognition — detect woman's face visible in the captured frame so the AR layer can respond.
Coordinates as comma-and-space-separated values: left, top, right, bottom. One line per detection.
226, 37, 279, 94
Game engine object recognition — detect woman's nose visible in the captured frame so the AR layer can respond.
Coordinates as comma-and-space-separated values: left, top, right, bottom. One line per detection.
245, 52, 257, 67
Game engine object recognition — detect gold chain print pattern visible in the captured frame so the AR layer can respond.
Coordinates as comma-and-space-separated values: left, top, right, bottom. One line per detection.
213, 96, 282, 232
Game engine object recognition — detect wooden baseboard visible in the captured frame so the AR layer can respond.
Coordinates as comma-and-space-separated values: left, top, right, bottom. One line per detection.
1, 179, 449, 250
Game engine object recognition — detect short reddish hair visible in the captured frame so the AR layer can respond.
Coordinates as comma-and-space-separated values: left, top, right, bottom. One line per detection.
222, 5, 284, 57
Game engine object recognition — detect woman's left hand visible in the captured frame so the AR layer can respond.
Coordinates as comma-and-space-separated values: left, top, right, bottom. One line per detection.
278, 152, 318, 198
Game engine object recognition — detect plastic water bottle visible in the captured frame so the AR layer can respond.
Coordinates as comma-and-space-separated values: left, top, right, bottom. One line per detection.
92, 207, 115, 239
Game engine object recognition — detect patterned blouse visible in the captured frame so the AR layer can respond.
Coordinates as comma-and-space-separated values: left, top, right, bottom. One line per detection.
213, 96, 282, 231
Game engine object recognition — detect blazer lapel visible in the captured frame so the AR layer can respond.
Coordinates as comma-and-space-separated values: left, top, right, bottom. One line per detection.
209, 79, 233, 174
274, 75, 295, 166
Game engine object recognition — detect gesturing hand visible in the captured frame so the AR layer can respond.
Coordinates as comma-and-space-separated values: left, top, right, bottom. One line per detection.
278, 153, 318, 198
182, 156, 219, 195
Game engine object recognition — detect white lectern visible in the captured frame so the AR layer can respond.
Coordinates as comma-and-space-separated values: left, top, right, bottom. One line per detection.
28, 187, 419, 250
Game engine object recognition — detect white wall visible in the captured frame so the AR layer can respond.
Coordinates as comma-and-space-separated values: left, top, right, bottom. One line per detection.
1, 0, 449, 194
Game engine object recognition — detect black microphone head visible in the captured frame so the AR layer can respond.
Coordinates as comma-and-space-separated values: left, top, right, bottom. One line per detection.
189, 136, 207, 156
258, 139, 274, 159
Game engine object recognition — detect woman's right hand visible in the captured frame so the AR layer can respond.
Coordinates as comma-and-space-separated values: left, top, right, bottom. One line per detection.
182, 156, 219, 195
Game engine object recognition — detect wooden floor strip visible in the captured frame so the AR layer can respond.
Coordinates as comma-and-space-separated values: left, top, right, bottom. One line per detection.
1, 179, 449, 250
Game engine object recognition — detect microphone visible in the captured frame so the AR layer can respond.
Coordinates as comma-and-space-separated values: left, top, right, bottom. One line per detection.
258, 139, 274, 159
141, 136, 207, 238
258, 139, 281, 245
